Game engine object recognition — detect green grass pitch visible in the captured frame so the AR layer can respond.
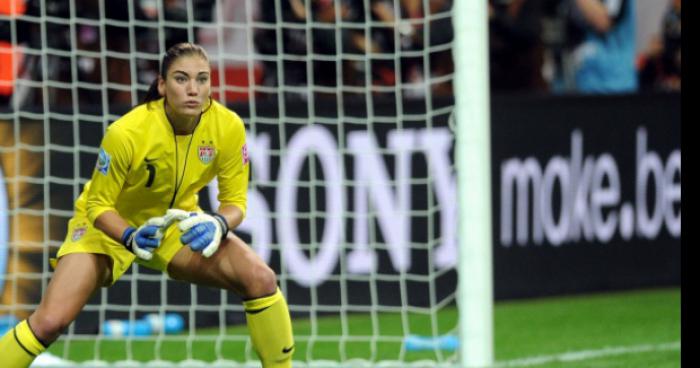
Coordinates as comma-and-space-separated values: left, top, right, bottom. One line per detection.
48, 287, 680, 366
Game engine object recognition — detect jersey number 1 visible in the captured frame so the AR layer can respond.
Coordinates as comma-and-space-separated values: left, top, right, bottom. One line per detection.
145, 164, 156, 188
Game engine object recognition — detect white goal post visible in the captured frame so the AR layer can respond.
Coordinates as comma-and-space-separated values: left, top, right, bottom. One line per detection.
454, 0, 494, 366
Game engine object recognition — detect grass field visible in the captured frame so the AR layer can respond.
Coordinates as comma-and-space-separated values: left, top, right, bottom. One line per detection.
47, 287, 680, 367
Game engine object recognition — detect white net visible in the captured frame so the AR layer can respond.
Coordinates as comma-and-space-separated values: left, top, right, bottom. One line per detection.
0, 0, 460, 366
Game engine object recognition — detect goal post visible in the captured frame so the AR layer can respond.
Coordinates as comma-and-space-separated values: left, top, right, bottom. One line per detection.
0, 0, 494, 366
453, 0, 495, 366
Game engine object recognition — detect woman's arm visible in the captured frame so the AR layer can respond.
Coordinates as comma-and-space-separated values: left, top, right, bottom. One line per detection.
93, 210, 132, 243
218, 204, 245, 231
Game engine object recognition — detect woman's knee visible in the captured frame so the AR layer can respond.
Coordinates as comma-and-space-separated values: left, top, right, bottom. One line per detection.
28, 311, 72, 344
240, 262, 278, 299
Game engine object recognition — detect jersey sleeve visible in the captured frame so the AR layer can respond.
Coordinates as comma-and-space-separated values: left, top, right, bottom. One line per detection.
85, 124, 133, 224
216, 116, 250, 217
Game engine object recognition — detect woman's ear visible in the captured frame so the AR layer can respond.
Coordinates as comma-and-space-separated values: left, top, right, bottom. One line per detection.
157, 76, 165, 96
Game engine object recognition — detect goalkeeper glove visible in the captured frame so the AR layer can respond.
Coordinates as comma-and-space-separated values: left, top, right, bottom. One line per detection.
120, 210, 188, 260
121, 219, 164, 261
179, 212, 229, 258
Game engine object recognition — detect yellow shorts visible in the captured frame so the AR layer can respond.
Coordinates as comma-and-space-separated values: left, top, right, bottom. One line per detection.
56, 215, 185, 285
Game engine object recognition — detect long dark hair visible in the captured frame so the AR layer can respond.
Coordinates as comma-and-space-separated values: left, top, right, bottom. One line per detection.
142, 42, 211, 105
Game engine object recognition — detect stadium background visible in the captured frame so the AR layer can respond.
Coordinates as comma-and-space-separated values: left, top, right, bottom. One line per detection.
0, 92, 681, 329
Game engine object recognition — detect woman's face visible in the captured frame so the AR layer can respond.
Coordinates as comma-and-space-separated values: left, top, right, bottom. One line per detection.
158, 55, 211, 118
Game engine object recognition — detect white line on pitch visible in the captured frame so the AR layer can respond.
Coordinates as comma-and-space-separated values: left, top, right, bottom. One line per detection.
495, 341, 680, 367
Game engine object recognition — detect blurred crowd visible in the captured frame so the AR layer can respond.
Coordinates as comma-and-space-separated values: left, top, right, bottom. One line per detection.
489, 0, 681, 93
254, 0, 454, 98
0, 0, 682, 107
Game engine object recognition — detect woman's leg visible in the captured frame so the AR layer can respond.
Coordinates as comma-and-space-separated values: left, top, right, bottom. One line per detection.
167, 233, 294, 368
30, 253, 112, 342
0, 253, 111, 368
167, 232, 276, 297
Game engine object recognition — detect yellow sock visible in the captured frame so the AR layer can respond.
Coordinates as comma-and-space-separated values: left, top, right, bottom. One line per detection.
0, 319, 47, 368
244, 288, 294, 368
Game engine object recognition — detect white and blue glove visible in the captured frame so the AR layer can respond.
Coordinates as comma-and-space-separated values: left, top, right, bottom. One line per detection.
121, 219, 164, 261
178, 212, 229, 258
120, 210, 188, 260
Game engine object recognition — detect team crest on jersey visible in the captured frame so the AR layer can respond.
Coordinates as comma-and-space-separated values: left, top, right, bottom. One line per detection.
198, 145, 215, 164
242, 143, 249, 165
96, 148, 111, 175
72, 226, 87, 241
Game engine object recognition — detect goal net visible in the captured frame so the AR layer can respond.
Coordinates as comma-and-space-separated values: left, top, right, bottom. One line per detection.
0, 0, 481, 366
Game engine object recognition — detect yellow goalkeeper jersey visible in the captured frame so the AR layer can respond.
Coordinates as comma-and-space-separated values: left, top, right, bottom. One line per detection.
76, 98, 250, 228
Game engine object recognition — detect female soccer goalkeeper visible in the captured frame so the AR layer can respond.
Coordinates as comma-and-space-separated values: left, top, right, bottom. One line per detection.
0, 42, 294, 368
